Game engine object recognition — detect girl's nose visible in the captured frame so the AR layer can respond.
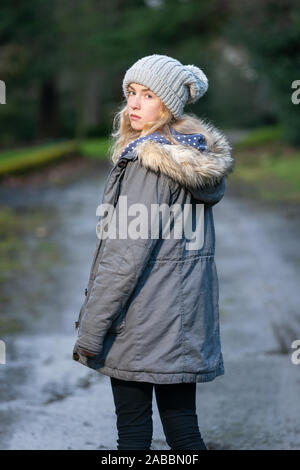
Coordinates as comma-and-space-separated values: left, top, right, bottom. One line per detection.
130, 96, 141, 109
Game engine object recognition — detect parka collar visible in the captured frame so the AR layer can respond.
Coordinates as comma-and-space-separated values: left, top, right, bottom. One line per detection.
116, 116, 235, 191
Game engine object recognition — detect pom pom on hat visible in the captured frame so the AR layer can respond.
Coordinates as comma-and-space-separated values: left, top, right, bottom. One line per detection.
184, 65, 209, 104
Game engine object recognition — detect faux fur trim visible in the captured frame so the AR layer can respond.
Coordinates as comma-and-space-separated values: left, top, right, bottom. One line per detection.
133, 117, 235, 188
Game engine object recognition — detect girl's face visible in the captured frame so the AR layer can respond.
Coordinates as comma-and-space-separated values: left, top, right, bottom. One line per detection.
127, 82, 164, 131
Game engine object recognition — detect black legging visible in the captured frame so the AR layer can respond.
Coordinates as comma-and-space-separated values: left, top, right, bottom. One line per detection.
110, 377, 208, 450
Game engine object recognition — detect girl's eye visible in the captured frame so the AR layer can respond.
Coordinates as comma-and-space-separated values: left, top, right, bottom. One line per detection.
128, 90, 152, 98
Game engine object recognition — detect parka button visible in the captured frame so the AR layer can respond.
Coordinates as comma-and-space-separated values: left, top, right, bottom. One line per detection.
118, 161, 126, 169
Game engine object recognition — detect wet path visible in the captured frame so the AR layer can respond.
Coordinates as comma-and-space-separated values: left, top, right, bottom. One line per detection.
0, 163, 300, 450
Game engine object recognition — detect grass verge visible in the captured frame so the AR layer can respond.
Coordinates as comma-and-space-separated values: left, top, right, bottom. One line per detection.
231, 126, 300, 203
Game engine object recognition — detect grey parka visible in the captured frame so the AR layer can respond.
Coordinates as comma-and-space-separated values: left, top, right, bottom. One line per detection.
72, 117, 234, 384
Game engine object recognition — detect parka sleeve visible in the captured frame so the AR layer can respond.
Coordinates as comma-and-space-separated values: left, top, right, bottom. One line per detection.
190, 176, 226, 207
74, 161, 171, 354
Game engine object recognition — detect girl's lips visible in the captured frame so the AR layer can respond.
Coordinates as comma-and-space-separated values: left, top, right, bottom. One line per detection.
130, 115, 141, 120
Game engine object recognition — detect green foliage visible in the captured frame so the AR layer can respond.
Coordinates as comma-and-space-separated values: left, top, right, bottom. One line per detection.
225, 0, 300, 144
236, 125, 284, 147
0, 137, 112, 177
78, 138, 111, 160
232, 154, 300, 202
0, 0, 229, 143
0, 141, 77, 175
231, 126, 300, 202
0, 0, 299, 144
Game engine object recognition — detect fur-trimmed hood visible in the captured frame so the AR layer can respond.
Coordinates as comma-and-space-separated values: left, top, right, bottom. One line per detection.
131, 117, 235, 199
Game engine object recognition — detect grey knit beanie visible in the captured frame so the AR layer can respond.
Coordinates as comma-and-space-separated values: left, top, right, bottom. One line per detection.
122, 54, 208, 119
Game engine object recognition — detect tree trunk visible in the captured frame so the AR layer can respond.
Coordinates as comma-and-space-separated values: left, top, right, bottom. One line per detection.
39, 79, 59, 139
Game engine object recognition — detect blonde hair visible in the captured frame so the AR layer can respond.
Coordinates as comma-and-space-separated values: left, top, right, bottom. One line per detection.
109, 98, 213, 164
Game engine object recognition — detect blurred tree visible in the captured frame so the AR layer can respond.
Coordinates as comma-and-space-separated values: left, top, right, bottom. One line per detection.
56, 0, 230, 137
3, 0, 294, 145
224, 0, 300, 144
0, 0, 64, 141
0, 0, 235, 143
